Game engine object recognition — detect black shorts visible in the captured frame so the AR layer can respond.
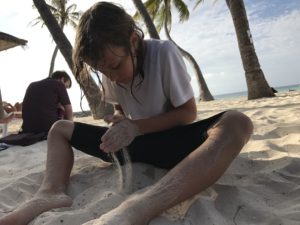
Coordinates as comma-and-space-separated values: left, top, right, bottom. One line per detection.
70, 111, 225, 169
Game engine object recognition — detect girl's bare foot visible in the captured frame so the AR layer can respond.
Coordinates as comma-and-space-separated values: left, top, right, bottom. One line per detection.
81, 196, 151, 225
0, 191, 72, 225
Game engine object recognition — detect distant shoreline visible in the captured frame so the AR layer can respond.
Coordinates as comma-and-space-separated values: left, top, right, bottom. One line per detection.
73, 110, 92, 118
74, 85, 300, 117
212, 83, 300, 100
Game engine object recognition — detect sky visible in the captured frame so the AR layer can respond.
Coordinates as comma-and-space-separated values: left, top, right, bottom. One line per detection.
0, 0, 299, 112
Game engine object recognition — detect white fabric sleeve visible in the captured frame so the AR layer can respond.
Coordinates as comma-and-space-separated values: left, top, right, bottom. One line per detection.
160, 41, 194, 107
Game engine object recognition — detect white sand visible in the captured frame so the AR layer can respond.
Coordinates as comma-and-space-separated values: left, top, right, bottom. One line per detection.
1, 91, 300, 225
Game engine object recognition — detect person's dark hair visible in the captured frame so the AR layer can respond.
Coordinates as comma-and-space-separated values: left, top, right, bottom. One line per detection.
51, 70, 72, 88
72, 1, 145, 100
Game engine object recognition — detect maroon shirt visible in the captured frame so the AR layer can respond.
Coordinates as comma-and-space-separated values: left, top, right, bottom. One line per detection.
21, 78, 71, 133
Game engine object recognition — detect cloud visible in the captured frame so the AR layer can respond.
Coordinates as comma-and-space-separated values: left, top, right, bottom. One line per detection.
166, 0, 300, 95
1, 0, 299, 109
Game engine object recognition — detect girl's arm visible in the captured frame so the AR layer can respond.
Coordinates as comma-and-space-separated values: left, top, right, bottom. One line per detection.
134, 97, 197, 134
101, 98, 196, 153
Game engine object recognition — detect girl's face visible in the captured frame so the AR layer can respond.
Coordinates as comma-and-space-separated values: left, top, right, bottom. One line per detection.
92, 33, 139, 84
95, 45, 134, 84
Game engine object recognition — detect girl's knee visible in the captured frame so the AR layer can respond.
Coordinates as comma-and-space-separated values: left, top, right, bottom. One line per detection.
222, 110, 253, 140
48, 120, 75, 140
211, 110, 253, 144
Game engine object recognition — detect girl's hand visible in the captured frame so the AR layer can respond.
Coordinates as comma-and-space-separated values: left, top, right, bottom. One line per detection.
103, 114, 125, 125
100, 118, 142, 153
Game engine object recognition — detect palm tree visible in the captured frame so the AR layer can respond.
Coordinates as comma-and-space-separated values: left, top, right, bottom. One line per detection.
32, 0, 80, 76
195, 0, 275, 99
164, 0, 214, 101
135, 0, 214, 101
132, 0, 160, 39
32, 0, 113, 119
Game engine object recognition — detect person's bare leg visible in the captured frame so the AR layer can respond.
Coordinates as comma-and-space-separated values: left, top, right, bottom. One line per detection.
83, 110, 253, 225
0, 120, 75, 225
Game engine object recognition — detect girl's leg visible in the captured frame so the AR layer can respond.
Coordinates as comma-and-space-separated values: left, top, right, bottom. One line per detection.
84, 110, 253, 225
0, 120, 75, 225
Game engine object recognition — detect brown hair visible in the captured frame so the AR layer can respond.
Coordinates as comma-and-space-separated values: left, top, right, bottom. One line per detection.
73, 1, 145, 97
51, 70, 72, 88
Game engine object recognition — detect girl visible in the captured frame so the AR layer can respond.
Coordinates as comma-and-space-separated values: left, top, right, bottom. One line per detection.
0, 2, 253, 225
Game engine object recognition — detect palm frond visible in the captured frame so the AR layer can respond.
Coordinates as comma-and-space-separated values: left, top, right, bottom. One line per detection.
193, 0, 204, 10
30, 17, 45, 27
133, 11, 142, 21
173, 0, 189, 22
66, 3, 77, 14
155, 5, 166, 32
46, 3, 59, 13
32, 0, 80, 30
69, 12, 81, 21
144, 0, 161, 19
68, 20, 78, 29
48, 0, 66, 10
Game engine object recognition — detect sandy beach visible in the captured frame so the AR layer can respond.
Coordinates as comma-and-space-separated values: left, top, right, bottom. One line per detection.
1, 91, 300, 225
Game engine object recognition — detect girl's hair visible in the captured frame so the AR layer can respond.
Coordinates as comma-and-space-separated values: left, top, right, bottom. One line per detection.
73, 1, 145, 99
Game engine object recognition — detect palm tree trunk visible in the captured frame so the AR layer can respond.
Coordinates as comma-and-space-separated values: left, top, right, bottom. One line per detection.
48, 20, 65, 77
32, 0, 113, 118
132, 0, 160, 39
48, 45, 59, 76
226, 0, 275, 99
163, 0, 214, 101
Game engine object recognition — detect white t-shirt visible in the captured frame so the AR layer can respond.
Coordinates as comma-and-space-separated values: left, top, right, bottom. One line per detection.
102, 39, 194, 120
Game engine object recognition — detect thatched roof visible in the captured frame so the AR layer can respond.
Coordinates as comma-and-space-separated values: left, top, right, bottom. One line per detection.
0, 32, 27, 52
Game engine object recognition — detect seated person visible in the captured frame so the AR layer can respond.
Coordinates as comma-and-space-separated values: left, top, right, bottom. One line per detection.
57, 103, 66, 120
0, 111, 14, 124
0, 90, 15, 138
2, 101, 16, 114
0, 90, 15, 124
20, 70, 73, 134
14, 102, 22, 112
2, 101, 22, 119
